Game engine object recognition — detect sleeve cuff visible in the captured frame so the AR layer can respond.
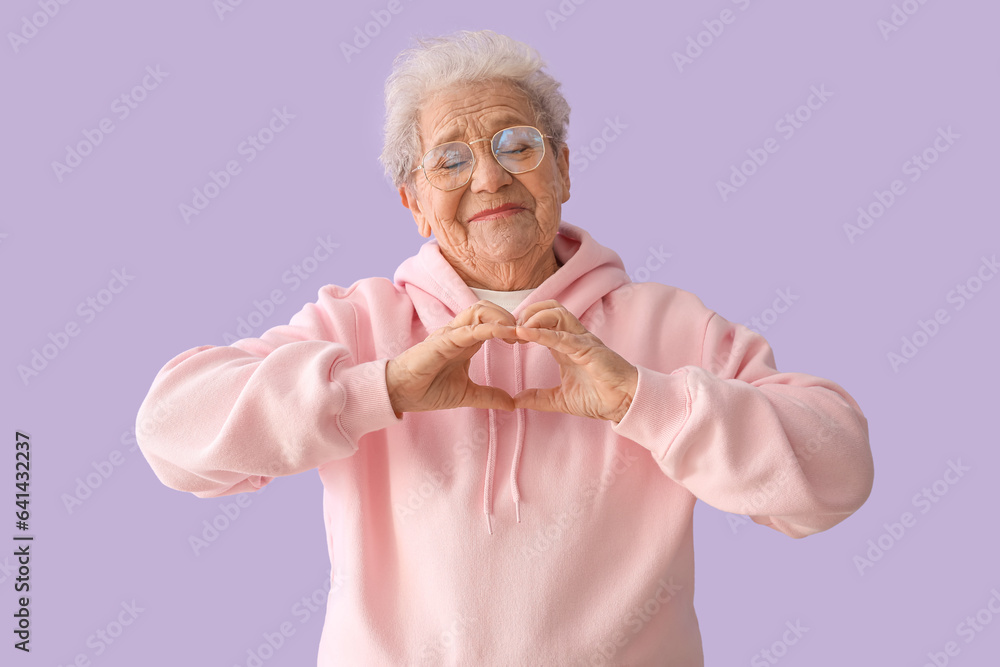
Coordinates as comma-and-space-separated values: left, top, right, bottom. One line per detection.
610, 364, 692, 459
333, 357, 404, 447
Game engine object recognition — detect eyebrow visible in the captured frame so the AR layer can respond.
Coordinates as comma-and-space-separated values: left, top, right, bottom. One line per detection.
431, 116, 530, 146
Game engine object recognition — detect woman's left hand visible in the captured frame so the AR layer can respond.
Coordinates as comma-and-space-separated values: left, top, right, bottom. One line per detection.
511, 299, 638, 423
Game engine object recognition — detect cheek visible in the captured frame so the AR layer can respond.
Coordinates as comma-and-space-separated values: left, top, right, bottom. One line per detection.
435, 198, 464, 227
426, 194, 452, 221
528, 169, 564, 209
531, 187, 560, 210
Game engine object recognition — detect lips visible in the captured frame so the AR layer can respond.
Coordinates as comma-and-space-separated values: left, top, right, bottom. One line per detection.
469, 203, 525, 222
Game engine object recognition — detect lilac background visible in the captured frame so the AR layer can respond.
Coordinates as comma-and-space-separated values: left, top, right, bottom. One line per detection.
3, 0, 999, 665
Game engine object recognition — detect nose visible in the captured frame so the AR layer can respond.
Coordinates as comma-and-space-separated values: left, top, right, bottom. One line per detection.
468, 141, 512, 193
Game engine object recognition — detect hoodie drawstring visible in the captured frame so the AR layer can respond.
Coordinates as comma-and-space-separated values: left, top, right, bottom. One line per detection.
483, 342, 497, 535
482, 339, 527, 534
511, 341, 524, 523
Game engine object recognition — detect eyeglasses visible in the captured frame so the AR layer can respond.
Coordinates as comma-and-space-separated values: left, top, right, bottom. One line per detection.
411, 125, 552, 192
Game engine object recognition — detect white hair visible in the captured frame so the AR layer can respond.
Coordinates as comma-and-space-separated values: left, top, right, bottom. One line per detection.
379, 29, 571, 191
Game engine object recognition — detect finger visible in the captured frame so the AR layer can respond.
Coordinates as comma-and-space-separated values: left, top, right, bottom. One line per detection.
472, 300, 517, 325
512, 387, 562, 413
518, 308, 587, 334
519, 308, 587, 334
439, 323, 520, 357
450, 300, 516, 328
461, 320, 525, 345
513, 326, 588, 360
515, 299, 563, 326
464, 382, 515, 411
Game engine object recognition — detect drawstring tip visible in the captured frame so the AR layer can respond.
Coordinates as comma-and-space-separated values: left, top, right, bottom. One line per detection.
515, 500, 521, 523
486, 512, 493, 535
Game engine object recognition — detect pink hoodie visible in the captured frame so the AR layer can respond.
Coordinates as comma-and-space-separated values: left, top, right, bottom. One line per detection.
135, 221, 874, 665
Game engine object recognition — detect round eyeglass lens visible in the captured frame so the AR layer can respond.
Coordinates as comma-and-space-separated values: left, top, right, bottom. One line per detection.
420, 126, 547, 190
422, 143, 473, 190
493, 126, 545, 173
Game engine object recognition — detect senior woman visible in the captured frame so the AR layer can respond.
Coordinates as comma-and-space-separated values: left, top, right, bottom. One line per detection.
136, 30, 874, 665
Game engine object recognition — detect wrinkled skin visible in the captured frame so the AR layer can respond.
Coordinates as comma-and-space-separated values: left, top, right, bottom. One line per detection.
398, 79, 568, 291
389, 81, 638, 422
385, 300, 638, 423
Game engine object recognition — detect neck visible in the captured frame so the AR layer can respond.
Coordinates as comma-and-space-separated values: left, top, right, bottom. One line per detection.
449, 247, 561, 291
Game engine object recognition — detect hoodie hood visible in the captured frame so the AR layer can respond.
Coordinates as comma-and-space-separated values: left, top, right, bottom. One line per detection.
393, 220, 632, 533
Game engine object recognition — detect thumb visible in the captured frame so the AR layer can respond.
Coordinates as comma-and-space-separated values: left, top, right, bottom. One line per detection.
463, 382, 515, 411
512, 387, 561, 413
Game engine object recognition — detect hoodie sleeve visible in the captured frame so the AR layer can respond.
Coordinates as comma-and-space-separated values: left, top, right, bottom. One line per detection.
610, 311, 874, 538
134, 284, 403, 499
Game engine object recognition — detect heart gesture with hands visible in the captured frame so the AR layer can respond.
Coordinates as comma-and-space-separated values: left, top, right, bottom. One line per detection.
385, 299, 638, 423
511, 299, 638, 423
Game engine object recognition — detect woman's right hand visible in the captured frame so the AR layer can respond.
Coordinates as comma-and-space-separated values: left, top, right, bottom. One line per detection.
385, 301, 521, 416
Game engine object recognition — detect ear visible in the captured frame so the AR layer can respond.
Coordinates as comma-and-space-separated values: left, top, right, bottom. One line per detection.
399, 182, 432, 238
556, 144, 571, 204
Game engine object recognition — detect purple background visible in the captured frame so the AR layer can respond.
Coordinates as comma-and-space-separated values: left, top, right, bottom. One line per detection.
4, 0, 999, 665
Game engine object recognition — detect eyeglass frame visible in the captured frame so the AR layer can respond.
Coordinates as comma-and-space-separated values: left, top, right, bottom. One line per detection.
410, 125, 555, 192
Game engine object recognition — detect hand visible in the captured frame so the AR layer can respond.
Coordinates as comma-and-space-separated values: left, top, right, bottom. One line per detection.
512, 299, 638, 423
386, 301, 520, 416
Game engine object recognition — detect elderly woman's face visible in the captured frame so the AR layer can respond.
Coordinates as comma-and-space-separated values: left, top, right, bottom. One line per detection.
399, 81, 570, 276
